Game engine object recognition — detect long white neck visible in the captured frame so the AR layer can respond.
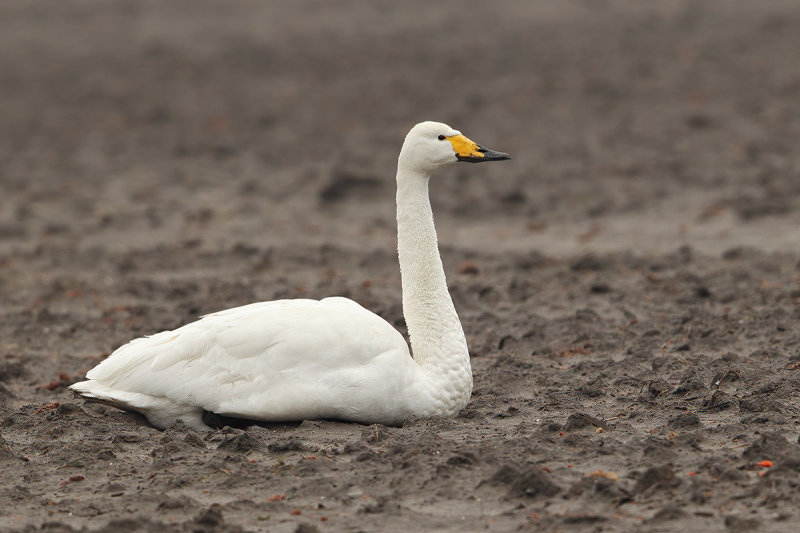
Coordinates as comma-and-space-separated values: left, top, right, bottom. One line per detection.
395, 163, 472, 415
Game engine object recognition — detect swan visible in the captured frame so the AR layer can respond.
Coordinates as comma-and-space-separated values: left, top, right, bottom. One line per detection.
70, 121, 510, 431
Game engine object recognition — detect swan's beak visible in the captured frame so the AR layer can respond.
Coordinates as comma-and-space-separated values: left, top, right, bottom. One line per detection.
447, 134, 511, 163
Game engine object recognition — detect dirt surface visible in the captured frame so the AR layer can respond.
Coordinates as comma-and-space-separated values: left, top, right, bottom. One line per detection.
2, 1, 800, 531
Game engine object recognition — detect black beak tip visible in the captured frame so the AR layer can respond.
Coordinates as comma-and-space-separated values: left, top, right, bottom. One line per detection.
473, 144, 511, 162
483, 150, 511, 162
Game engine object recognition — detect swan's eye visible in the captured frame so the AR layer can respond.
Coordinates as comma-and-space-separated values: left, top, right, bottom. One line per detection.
438, 135, 446, 141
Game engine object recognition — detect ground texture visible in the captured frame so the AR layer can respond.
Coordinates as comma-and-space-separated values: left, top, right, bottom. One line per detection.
2, 1, 800, 531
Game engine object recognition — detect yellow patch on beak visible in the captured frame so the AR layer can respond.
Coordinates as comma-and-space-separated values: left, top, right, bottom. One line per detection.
446, 134, 484, 159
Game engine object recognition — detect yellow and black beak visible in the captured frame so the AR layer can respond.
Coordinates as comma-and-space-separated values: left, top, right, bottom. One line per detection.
447, 134, 511, 163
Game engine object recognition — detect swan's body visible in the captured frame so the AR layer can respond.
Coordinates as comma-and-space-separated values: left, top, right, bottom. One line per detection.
70, 121, 509, 431
73, 299, 429, 429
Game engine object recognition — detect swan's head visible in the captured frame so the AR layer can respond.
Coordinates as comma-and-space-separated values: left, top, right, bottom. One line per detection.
398, 121, 510, 174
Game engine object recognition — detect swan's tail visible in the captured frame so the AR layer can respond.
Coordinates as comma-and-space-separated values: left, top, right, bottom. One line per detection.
70, 380, 153, 411
69, 380, 210, 431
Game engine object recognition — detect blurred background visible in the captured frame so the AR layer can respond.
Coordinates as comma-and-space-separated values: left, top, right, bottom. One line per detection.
1, 0, 800, 355
2, 0, 799, 262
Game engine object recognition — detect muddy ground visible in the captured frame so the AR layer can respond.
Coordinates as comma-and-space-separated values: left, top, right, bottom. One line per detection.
2, 1, 800, 531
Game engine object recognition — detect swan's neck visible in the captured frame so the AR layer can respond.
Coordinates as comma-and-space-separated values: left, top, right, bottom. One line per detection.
396, 165, 472, 414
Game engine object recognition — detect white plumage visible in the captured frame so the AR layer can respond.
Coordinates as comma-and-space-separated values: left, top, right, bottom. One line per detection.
71, 121, 510, 431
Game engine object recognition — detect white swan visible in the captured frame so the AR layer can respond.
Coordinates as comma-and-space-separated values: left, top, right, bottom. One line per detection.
70, 121, 510, 431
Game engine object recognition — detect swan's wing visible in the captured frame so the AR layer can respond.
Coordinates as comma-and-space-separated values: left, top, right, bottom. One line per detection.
81, 298, 416, 422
